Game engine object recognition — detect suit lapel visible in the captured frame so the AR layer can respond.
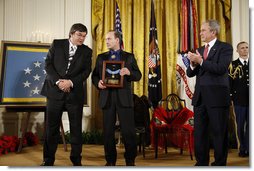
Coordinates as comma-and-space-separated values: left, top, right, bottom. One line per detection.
120, 50, 127, 63
105, 51, 110, 60
200, 46, 205, 59
237, 58, 242, 66
64, 40, 69, 60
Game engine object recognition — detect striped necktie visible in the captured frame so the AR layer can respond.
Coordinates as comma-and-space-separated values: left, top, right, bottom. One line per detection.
66, 46, 75, 73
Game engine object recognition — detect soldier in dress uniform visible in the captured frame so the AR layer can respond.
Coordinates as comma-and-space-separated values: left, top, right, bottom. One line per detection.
228, 41, 249, 157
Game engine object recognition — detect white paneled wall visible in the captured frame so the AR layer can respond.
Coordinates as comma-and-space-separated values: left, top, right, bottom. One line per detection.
0, 0, 3, 41
2, 0, 92, 44
0, 0, 92, 136
231, 0, 249, 59
22, 0, 65, 42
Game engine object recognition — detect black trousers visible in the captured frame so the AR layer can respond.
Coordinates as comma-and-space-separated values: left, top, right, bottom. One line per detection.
194, 104, 229, 166
43, 98, 83, 164
234, 105, 249, 153
102, 90, 137, 164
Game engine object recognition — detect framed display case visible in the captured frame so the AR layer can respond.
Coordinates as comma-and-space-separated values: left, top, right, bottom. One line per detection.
102, 60, 125, 88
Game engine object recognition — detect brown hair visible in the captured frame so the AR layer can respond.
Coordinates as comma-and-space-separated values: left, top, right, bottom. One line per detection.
69, 23, 87, 38
108, 30, 123, 48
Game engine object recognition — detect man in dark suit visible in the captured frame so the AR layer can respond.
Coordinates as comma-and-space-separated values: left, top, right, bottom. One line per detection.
40, 23, 92, 166
228, 41, 249, 157
186, 20, 233, 166
92, 30, 142, 166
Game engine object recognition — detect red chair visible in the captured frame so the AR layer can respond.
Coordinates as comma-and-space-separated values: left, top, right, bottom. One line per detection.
150, 106, 171, 158
150, 93, 194, 159
169, 107, 194, 160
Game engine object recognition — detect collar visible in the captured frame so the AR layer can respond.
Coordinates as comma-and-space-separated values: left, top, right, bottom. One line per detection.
205, 38, 217, 48
110, 49, 121, 55
239, 57, 249, 65
69, 40, 77, 51
204, 38, 217, 54
109, 49, 121, 61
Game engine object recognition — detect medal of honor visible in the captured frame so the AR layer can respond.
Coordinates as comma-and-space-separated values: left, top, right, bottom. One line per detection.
111, 54, 116, 59
106, 68, 120, 75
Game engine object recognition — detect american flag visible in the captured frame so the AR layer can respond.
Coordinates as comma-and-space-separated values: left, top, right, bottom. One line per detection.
148, 0, 162, 108
115, 2, 124, 49
181, 53, 190, 68
1, 47, 47, 103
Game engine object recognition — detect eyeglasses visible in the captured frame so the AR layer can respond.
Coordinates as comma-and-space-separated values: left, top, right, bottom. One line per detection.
74, 32, 87, 39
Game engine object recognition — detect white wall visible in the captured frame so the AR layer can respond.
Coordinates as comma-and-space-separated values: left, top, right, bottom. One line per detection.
0, 0, 92, 136
231, 0, 249, 59
0, 0, 3, 42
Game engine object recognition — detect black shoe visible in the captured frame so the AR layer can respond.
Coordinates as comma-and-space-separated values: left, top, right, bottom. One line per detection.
239, 152, 248, 157
126, 162, 135, 166
105, 162, 116, 166
70, 156, 82, 166
40, 161, 54, 166
211, 161, 226, 166
211, 162, 216, 166
73, 162, 82, 166
194, 162, 208, 166
105, 163, 115, 166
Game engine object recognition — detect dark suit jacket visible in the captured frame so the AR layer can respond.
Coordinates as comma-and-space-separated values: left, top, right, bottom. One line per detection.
187, 40, 233, 107
92, 50, 142, 108
229, 58, 249, 106
41, 39, 92, 104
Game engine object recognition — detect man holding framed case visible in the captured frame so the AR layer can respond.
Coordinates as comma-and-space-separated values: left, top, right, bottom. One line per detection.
92, 30, 142, 166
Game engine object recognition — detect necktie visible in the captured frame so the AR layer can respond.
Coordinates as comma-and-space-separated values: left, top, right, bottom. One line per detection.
66, 46, 75, 73
244, 60, 247, 66
203, 44, 209, 60
69, 46, 75, 56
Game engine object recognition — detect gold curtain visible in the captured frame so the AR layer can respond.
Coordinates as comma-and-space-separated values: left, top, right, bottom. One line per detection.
91, 1, 231, 127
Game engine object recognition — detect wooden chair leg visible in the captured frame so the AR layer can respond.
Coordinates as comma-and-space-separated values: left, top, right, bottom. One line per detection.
180, 131, 184, 154
17, 112, 31, 153
180, 148, 183, 154
155, 129, 158, 158
138, 133, 141, 153
164, 133, 167, 154
142, 132, 145, 158
60, 121, 67, 152
189, 132, 193, 160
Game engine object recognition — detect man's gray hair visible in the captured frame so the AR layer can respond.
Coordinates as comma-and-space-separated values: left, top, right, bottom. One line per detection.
204, 19, 220, 35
